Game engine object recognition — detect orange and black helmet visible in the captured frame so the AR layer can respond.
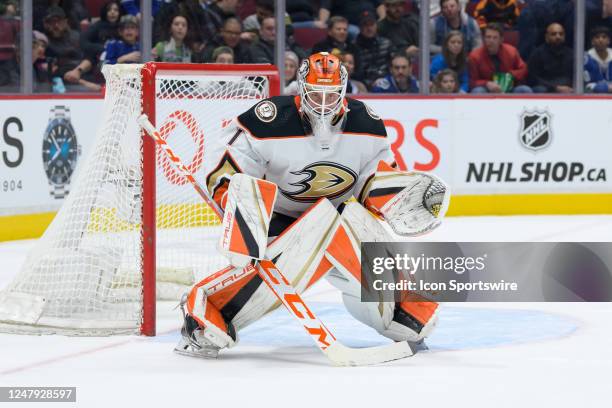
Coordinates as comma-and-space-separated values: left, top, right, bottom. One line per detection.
298, 52, 348, 118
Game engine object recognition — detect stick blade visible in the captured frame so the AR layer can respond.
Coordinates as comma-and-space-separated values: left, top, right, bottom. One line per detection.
324, 340, 415, 367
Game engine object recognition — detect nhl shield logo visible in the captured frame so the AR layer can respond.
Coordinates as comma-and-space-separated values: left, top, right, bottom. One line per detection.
519, 110, 552, 151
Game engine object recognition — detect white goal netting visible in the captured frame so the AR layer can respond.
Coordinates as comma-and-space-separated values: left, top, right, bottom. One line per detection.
0, 64, 274, 335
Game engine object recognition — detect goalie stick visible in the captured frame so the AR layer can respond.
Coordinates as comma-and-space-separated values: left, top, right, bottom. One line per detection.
138, 114, 416, 366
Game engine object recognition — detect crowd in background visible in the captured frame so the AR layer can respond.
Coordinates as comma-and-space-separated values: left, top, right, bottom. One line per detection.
1, 0, 612, 93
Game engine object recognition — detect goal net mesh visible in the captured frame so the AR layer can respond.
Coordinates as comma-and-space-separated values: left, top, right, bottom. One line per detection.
0, 64, 272, 335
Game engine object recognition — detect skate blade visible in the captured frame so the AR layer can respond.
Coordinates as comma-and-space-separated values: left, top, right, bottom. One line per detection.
174, 340, 219, 359
408, 339, 429, 353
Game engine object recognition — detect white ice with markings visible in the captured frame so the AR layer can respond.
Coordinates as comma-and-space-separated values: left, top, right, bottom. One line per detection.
0, 215, 611, 408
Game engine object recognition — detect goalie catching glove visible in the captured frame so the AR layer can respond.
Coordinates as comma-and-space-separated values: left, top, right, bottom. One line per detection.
363, 162, 450, 236
218, 173, 278, 268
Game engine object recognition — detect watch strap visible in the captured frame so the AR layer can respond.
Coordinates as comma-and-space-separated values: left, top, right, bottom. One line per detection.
50, 105, 70, 121
50, 183, 68, 200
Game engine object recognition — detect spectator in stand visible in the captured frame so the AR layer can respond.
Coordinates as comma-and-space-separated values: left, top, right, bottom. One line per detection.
353, 10, 395, 88
247, 16, 305, 64
430, 0, 482, 54
201, 0, 240, 42
197, 17, 249, 63
34, 0, 90, 32
340, 51, 367, 94
585, 0, 612, 50
120, 0, 162, 18
378, 0, 419, 58
371, 53, 419, 93
312, 16, 359, 57
80, 0, 122, 66
432, 68, 461, 93
518, 0, 609, 58
527, 22, 574, 93
430, 0, 468, 17
287, 0, 316, 27
430, 30, 469, 92
243, 0, 273, 35
0, 1, 19, 88
102, 15, 140, 65
154, 0, 209, 45
472, 0, 520, 29
242, 0, 296, 44
33, 31, 52, 91
152, 14, 193, 62
468, 23, 530, 93
284, 50, 299, 95
316, 0, 384, 38
1, 0, 17, 18
248, 15, 276, 63
212, 46, 234, 63
584, 26, 612, 93
44, 6, 99, 91
248, 17, 306, 64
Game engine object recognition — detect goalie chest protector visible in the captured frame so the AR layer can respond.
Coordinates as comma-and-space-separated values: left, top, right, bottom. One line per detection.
230, 95, 393, 217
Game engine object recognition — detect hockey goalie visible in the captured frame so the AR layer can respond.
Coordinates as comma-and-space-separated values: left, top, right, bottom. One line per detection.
175, 52, 450, 358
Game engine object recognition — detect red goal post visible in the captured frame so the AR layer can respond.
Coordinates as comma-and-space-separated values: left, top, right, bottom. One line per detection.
140, 63, 281, 336
0, 62, 280, 337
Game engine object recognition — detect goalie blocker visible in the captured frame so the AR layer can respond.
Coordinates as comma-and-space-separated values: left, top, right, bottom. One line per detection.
179, 163, 448, 358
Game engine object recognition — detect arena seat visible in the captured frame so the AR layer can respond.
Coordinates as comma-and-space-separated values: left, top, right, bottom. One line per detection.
292, 27, 328, 50
503, 30, 519, 47
238, 0, 256, 21
86, 0, 109, 18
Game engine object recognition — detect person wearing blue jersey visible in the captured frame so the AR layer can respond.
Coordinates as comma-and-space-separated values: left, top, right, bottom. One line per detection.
584, 26, 612, 93
102, 15, 141, 65
371, 54, 419, 93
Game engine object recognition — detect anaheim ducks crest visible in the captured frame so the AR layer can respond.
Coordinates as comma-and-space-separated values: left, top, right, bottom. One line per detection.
280, 162, 357, 202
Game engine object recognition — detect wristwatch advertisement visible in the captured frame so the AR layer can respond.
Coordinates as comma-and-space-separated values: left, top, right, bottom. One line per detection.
42, 105, 81, 199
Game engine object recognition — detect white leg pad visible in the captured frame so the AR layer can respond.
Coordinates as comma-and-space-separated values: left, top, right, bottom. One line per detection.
230, 199, 340, 331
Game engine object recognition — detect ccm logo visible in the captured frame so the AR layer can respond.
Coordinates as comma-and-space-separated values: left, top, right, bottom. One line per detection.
384, 119, 440, 171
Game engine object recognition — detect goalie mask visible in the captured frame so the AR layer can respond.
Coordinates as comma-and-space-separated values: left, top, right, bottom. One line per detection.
298, 52, 348, 148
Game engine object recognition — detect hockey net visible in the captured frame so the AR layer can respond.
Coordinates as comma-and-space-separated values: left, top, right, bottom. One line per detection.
0, 63, 279, 336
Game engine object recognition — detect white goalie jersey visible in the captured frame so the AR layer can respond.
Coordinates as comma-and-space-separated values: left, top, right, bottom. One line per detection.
204, 95, 395, 221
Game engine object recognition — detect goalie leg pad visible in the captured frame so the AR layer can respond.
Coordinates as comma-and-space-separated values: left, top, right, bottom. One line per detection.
324, 200, 439, 342
325, 200, 393, 296
180, 268, 244, 352
341, 293, 439, 342
230, 199, 340, 331
186, 286, 237, 349
219, 173, 277, 267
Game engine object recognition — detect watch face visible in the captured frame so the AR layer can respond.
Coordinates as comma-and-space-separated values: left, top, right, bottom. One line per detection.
42, 119, 78, 185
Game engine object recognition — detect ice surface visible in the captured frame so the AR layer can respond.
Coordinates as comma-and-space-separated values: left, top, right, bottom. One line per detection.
0, 215, 611, 408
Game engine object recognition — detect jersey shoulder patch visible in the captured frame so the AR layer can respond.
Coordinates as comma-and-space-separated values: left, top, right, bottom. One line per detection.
343, 98, 387, 137
237, 96, 307, 139
253, 100, 278, 122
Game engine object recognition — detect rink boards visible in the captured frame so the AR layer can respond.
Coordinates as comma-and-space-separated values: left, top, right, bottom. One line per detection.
1, 95, 611, 240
